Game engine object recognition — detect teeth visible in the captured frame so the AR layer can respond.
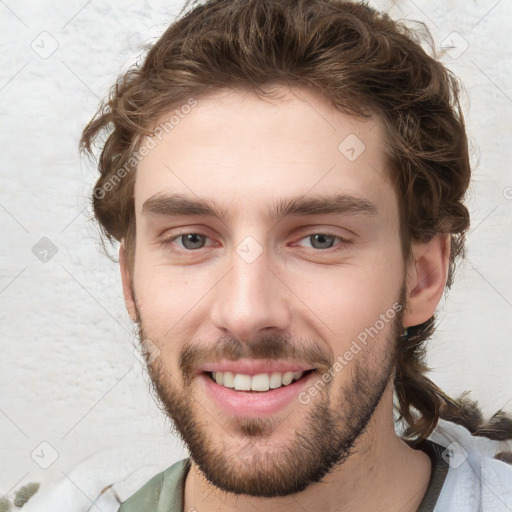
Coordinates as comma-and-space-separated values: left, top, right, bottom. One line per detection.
222, 371, 234, 388
251, 373, 269, 391
210, 370, 306, 391
282, 372, 294, 385
234, 373, 251, 391
269, 372, 282, 389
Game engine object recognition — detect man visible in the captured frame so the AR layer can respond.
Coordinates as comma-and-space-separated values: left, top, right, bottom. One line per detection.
80, 0, 512, 510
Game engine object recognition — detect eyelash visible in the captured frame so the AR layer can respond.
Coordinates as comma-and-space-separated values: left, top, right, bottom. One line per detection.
160, 231, 352, 255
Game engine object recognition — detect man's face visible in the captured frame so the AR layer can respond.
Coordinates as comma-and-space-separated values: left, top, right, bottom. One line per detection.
127, 86, 407, 497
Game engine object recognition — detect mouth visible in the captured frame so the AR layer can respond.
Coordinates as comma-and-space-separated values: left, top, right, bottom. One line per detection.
198, 368, 318, 417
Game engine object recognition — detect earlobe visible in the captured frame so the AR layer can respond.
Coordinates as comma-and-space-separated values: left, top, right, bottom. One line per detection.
403, 234, 451, 327
119, 242, 138, 322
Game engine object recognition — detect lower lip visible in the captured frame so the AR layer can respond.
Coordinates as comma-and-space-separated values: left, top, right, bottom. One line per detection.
198, 371, 317, 417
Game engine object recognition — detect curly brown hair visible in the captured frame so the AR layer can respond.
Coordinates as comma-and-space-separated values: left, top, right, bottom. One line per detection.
80, 0, 512, 445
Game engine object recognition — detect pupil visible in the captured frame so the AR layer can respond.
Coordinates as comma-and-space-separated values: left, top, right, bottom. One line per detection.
312, 234, 334, 249
183, 234, 205, 249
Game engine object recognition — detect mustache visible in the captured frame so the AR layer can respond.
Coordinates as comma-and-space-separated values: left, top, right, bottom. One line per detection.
179, 333, 334, 385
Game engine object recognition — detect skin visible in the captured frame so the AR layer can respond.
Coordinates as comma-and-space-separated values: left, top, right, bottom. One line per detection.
119, 85, 450, 511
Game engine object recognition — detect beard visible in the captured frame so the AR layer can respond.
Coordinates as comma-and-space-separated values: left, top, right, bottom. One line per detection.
134, 283, 406, 498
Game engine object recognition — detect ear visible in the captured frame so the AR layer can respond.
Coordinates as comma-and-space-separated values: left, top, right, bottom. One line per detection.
403, 233, 451, 327
119, 242, 138, 322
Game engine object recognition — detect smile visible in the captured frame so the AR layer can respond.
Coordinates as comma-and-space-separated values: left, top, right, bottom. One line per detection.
199, 369, 317, 417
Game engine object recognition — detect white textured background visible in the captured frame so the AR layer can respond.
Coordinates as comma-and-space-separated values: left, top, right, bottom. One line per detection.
1, 0, 511, 506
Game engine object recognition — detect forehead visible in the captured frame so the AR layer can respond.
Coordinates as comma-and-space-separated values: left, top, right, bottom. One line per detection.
134, 85, 396, 223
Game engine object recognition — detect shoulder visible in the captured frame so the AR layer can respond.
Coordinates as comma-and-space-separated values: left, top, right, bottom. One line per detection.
436, 452, 512, 511
118, 458, 190, 512
428, 419, 512, 511
118, 471, 164, 511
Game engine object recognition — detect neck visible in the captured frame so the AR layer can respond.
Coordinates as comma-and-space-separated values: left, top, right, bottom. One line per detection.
183, 386, 432, 512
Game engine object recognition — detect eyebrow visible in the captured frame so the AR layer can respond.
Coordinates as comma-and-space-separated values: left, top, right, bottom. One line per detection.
142, 192, 378, 222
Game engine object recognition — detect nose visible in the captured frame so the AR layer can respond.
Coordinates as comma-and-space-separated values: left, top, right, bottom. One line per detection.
209, 242, 291, 342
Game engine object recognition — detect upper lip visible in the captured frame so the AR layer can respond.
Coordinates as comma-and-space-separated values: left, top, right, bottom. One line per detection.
197, 359, 315, 376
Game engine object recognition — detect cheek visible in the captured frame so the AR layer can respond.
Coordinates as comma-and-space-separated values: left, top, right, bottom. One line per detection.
289, 256, 403, 339
132, 256, 215, 342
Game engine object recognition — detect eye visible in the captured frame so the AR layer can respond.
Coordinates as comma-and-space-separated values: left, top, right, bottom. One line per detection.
162, 232, 213, 254
177, 233, 208, 250
295, 233, 349, 250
